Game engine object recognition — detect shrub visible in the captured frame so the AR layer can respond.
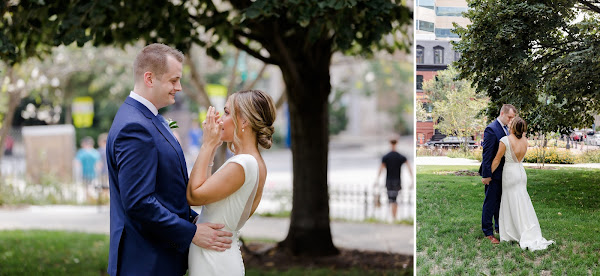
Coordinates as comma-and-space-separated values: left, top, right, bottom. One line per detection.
472, 148, 483, 162
576, 150, 600, 163
416, 147, 446, 156
446, 148, 482, 161
528, 139, 568, 149
524, 147, 576, 164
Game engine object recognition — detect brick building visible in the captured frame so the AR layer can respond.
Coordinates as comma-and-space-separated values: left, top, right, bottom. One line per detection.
415, 0, 469, 145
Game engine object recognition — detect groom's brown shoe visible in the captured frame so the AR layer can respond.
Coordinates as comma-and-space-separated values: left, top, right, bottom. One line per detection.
485, 235, 500, 244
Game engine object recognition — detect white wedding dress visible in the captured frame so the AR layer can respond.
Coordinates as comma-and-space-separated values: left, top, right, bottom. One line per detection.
189, 154, 259, 275
498, 137, 554, 251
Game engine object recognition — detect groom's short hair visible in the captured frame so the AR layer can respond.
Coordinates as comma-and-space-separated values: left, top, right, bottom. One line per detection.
134, 43, 184, 82
500, 104, 517, 115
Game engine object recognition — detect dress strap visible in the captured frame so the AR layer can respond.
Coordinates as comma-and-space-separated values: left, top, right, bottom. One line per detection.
230, 154, 260, 231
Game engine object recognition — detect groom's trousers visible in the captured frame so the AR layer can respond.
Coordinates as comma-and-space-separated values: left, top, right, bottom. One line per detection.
482, 179, 502, 236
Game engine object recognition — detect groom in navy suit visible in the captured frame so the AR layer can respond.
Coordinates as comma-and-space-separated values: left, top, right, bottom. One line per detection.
106, 44, 232, 275
479, 104, 517, 244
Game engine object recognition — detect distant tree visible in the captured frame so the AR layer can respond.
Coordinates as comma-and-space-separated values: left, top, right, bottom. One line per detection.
365, 58, 413, 135
0, 1, 76, 170
454, 0, 600, 135
2, 0, 411, 256
423, 66, 487, 152
328, 88, 348, 135
415, 102, 429, 122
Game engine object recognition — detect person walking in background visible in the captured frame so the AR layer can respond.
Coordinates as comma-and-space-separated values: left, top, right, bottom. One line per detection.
96, 133, 109, 196
375, 137, 414, 220
75, 136, 101, 193
186, 120, 203, 166
4, 134, 14, 156
188, 120, 203, 151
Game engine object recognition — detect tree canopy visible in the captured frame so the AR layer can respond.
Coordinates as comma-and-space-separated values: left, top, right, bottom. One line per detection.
2, 0, 412, 256
2, 0, 410, 64
453, 0, 600, 134
423, 66, 487, 150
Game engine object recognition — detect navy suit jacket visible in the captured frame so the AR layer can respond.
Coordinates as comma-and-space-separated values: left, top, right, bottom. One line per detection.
479, 119, 507, 180
106, 97, 198, 276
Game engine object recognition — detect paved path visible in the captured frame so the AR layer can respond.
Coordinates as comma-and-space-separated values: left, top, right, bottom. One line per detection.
416, 156, 600, 169
0, 205, 413, 255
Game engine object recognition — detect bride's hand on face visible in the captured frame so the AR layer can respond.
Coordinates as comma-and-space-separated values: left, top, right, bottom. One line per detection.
202, 106, 223, 149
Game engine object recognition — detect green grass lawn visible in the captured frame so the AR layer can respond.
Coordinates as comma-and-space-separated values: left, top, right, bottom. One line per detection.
0, 230, 405, 276
0, 230, 110, 276
416, 166, 600, 275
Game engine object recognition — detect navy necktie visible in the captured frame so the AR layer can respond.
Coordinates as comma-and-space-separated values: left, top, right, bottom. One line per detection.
157, 114, 176, 140
503, 125, 509, 135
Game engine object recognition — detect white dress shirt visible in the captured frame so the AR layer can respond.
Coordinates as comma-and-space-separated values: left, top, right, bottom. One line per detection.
497, 117, 508, 135
129, 91, 158, 116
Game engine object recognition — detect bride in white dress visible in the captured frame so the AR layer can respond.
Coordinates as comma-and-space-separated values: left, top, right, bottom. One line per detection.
491, 117, 554, 251
186, 90, 277, 275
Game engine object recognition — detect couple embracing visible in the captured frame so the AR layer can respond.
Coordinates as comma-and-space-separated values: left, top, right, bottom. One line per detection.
105, 43, 276, 275
479, 104, 554, 251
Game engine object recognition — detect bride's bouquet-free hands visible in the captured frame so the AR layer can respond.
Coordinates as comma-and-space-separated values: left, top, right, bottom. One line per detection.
202, 106, 223, 150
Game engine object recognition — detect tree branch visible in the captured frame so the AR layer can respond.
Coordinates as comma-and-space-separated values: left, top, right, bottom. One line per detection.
234, 29, 264, 44
231, 38, 278, 65
242, 62, 268, 91
272, 22, 302, 88
227, 49, 240, 97
182, 83, 209, 107
228, 0, 254, 10
185, 54, 212, 108
576, 0, 600, 14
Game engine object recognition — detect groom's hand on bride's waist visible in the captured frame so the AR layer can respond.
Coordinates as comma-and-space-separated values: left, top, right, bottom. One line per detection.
192, 223, 234, 251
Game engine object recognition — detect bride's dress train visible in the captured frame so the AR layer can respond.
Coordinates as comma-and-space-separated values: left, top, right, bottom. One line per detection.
188, 154, 259, 275
498, 137, 554, 251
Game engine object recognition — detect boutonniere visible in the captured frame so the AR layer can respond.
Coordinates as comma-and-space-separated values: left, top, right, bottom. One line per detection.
167, 118, 179, 129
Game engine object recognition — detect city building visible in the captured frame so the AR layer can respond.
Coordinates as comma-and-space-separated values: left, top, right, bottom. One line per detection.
415, 0, 470, 145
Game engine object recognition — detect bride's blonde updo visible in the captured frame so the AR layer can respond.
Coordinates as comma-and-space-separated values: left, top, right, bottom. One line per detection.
511, 117, 527, 139
228, 90, 277, 151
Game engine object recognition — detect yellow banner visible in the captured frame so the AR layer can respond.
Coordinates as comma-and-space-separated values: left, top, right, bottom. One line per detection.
206, 84, 227, 97
72, 97, 94, 128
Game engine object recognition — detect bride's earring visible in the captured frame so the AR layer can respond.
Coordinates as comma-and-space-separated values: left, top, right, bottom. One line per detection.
242, 128, 245, 132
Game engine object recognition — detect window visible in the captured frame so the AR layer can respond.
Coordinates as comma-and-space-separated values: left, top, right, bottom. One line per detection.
423, 102, 433, 113
454, 51, 461, 61
418, 0, 434, 10
435, 7, 468, 17
416, 46, 424, 64
434, 46, 444, 64
435, 28, 460, 38
417, 75, 424, 90
422, 103, 433, 121
418, 20, 435, 32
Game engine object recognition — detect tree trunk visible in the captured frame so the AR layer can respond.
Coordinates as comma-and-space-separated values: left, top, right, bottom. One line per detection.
0, 79, 22, 178
276, 47, 338, 256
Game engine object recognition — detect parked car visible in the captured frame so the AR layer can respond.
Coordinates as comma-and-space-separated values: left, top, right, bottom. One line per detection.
425, 136, 477, 149
590, 134, 600, 146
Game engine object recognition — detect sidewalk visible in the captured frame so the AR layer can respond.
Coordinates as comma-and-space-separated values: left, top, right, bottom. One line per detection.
416, 156, 600, 169
0, 205, 413, 255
